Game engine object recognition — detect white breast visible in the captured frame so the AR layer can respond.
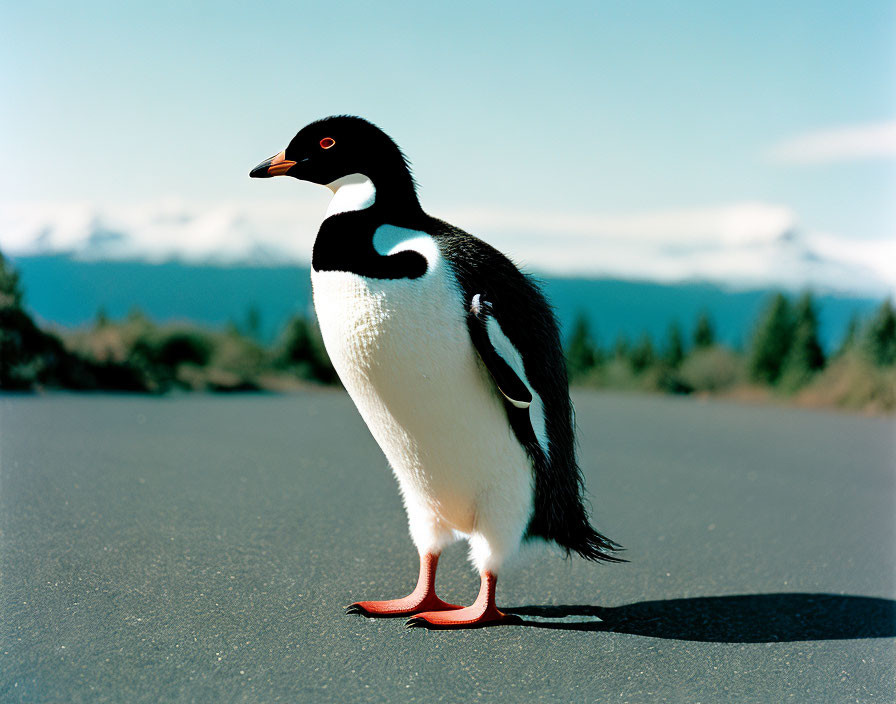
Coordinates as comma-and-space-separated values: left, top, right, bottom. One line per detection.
310, 226, 533, 540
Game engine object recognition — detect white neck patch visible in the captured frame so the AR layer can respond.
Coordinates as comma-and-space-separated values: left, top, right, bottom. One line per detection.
325, 173, 376, 217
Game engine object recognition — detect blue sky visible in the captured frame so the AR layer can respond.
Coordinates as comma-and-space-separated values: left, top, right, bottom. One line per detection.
1, 1, 894, 290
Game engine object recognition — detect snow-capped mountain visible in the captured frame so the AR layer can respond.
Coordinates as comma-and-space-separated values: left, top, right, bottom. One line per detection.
1, 199, 892, 295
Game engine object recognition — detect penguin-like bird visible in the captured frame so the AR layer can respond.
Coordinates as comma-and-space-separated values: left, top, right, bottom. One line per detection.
250, 116, 623, 628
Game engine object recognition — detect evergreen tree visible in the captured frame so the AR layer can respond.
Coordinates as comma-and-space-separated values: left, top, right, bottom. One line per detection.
748, 293, 795, 384
279, 316, 315, 364
1, 250, 144, 391
0, 250, 23, 309
94, 307, 110, 328
1, 251, 38, 389
836, 313, 861, 358
629, 333, 656, 373
781, 292, 825, 388
244, 304, 262, 339
663, 321, 686, 368
864, 299, 896, 367
693, 311, 715, 349
127, 307, 148, 324
613, 334, 630, 360
566, 313, 599, 380
276, 315, 337, 383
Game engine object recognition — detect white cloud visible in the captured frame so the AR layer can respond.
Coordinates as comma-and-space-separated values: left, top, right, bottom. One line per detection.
444, 202, 796, 248
0, 198, 892, 295
449, 204, 894, 294
0, 197, 327, 264
766, 120, 896, 164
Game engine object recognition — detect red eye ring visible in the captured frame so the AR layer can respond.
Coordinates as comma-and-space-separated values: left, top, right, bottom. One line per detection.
320, 137, 335, 150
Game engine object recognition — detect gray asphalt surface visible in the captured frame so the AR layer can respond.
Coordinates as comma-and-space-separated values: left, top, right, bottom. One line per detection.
1, 391, 894, 703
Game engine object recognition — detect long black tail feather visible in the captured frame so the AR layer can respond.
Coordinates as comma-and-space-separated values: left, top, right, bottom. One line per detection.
568, 522, 627, 563
524, 483, 627, 563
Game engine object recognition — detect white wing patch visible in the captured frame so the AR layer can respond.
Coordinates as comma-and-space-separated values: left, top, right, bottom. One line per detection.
372, 225, 440, 271
484, 317, 549, 456
326, 173, 376, 217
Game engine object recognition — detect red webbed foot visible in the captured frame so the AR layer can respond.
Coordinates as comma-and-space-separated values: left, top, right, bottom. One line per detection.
346, 594, 462, 617
405, 603, 513, 628
405, 570, 519, 629
345, 552, 461, 618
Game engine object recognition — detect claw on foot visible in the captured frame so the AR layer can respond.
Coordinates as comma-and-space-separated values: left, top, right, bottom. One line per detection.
404, 570, 518, 629
404, 604, 511, 629
345, 595, 462, 617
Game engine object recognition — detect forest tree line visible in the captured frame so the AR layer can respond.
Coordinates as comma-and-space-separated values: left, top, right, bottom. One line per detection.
1, 251, 334, 393
565, 292, 895, 410
2, 251, 894, 410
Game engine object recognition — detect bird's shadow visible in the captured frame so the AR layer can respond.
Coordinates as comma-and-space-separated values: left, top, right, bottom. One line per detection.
504, 593, 896, 642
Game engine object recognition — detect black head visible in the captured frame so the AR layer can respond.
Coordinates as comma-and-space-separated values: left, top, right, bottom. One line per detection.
250, 115, 419, 209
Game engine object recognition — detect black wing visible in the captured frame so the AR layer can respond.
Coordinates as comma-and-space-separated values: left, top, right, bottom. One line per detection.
466, 294, 533, 409
432, 220, 625, 563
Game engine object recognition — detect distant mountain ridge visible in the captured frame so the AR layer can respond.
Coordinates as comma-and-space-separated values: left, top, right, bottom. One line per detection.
12, 255, 881, 352
2, 200, 893, 295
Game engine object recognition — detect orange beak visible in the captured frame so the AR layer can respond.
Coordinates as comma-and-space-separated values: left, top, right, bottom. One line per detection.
249, 150, 297, 178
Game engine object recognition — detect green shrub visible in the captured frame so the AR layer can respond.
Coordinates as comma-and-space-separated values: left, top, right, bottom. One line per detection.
0, 252, 147, 391
611, 335, 630, 362
679, 346, 743, 392
156, 331, 213, 367
599, 357, 642, 390
797, 350, 896, 412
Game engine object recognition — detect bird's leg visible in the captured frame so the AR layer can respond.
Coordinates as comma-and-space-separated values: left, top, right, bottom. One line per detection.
406, 570, 511, 628
345, 552, 462, 616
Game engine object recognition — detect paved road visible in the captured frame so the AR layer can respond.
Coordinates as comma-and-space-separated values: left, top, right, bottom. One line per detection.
1, 391, 894, 702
